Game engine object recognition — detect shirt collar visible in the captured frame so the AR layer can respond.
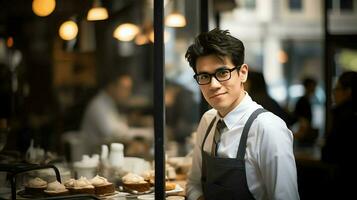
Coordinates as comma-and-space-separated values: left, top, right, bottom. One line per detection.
217, 92, 254, 130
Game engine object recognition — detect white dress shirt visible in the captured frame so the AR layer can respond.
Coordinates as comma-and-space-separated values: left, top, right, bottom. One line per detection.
186, 93, 300, 200
80, 91, 130, 153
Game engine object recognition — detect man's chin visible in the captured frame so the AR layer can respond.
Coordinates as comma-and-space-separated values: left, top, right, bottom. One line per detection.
210, 103, 226, 112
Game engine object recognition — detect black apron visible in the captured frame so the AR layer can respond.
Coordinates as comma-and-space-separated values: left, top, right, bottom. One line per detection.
201, 108, 267, 200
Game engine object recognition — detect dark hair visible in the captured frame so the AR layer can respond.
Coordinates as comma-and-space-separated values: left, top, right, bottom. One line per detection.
185, 28, 245, 72
247, 71, 268, 94
302, 77, 317, 88
338, 71, 357, 102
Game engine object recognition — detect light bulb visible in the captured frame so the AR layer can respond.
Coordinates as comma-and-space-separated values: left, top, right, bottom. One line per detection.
59, 20, 78, 41
87, 7, 108, 21
32, 0, 56, 17
113, 23, 140, 41
165, 12, 186, 27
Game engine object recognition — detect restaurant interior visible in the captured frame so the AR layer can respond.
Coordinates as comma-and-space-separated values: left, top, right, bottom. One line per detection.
0, 0, 356, 199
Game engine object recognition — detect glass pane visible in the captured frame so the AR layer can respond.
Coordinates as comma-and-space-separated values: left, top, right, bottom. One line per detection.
221, 0, 324, 156
164, 0, 201, 158
0, 0, 157, 193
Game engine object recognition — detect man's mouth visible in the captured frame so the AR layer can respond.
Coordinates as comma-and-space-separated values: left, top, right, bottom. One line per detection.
210, 92, 227, 99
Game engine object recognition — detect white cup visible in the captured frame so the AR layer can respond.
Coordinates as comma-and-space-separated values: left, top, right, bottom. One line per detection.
109, 143, 124, 168
74, 166, 96, 179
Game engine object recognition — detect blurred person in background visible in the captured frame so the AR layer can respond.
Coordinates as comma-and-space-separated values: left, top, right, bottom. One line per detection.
293, 77, 319, 147
80, 72, 150, 155
185, 28, 299, 200
165, 80, 199, 156
321, 71, 357, 198
245, 70, 295, 127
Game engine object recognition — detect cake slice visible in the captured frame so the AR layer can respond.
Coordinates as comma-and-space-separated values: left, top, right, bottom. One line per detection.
90, 175, 115, 195
70, 176, 95, 194
44, 181, 69, 196
122, 173, 151, 192
24, 177, 47, 195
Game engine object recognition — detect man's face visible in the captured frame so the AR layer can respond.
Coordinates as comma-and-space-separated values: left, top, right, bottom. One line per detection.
196, 55, 248, 117
113, 75, 132, 102
333, 81, 351, 106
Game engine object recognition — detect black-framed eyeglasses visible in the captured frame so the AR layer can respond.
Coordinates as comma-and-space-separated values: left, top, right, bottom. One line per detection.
193, 66, 240, 85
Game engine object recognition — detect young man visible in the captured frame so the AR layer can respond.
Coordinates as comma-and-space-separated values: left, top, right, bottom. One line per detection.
185, 28, 299, 200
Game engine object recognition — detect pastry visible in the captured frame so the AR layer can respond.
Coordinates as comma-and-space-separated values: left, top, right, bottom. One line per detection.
165, 182, 176, 191
142, 170, 155, 186
70, 176, 95, 194
25, 177, 47, 195
64, 178, 75, 189
142, 170, 176, 191
44, 181, 69, 196
90, 175, 115, 195
122, 173, 151, 192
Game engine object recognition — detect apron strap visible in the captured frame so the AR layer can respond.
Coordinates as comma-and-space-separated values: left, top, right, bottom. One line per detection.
201, 116, 217, 152
236, 108, 267, 159
201, 116, 217, 182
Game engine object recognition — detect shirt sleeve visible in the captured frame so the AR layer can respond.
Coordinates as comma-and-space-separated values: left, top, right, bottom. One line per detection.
255, 113, 300, 200
186, 114, 211, 200
90, 97, 130, 140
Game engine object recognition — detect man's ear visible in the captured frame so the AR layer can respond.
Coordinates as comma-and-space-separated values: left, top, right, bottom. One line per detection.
239, 64, 249, 83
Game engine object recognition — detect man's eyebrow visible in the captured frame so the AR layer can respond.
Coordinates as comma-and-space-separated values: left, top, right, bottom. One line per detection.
197, 66, 228, 74
216, 66, 228, 70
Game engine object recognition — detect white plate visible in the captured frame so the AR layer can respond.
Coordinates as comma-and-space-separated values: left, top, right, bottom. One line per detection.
137, 194, 155, 200
98, 191, 126, 199
166, 184, 184, 194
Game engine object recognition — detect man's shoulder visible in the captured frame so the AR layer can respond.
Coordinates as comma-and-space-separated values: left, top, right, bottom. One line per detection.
195, 109, 217, 131
201, 108, 217, 121
255, 110, 285, 124
252, 111, 292, 140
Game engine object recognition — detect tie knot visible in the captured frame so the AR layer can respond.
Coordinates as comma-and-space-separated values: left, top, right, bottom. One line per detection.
213, 119, 226, 155
216, 119, 226, 132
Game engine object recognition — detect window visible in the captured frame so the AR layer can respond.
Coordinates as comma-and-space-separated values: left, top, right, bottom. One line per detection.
289, 0, 303, 11
244, 0, 256, 9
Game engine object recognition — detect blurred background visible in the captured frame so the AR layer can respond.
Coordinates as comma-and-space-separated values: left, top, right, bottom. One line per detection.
0, 0, 356, 199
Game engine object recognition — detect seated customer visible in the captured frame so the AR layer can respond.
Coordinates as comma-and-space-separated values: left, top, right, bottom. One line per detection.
80, 72, 149, 154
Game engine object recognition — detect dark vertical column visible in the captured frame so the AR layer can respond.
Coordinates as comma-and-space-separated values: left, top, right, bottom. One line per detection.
199, 0, 210, 115
215, 12, 220, 28
323, 0, 332, 134
154, 0, 165, 199
200, 0, 209, 32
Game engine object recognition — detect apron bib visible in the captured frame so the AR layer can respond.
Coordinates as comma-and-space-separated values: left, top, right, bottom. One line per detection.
201, 108, 267, 200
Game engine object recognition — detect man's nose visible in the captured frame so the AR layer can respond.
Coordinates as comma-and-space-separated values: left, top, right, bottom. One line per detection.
209, 76, 221, 87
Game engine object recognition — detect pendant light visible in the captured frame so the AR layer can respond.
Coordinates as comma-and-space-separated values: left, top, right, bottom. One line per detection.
113, 23, 140, 42
165, 0, 186, 27
87, 0, 109, 21
59, 19, 78, 41
32, 0, 56, 17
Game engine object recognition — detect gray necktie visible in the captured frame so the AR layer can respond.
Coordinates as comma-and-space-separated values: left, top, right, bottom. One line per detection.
211, 119, 226, 157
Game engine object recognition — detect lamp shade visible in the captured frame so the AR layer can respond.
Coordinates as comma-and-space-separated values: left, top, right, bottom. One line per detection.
32, 0, 56, 17
87, 7, 108, 21
59, 20, 78, 41
113, 23, 140, 42
165, 12, 186, 27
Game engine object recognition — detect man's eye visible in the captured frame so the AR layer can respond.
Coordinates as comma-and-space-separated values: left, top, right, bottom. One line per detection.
216, 70, 229, 78
198, 74, 210, 80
